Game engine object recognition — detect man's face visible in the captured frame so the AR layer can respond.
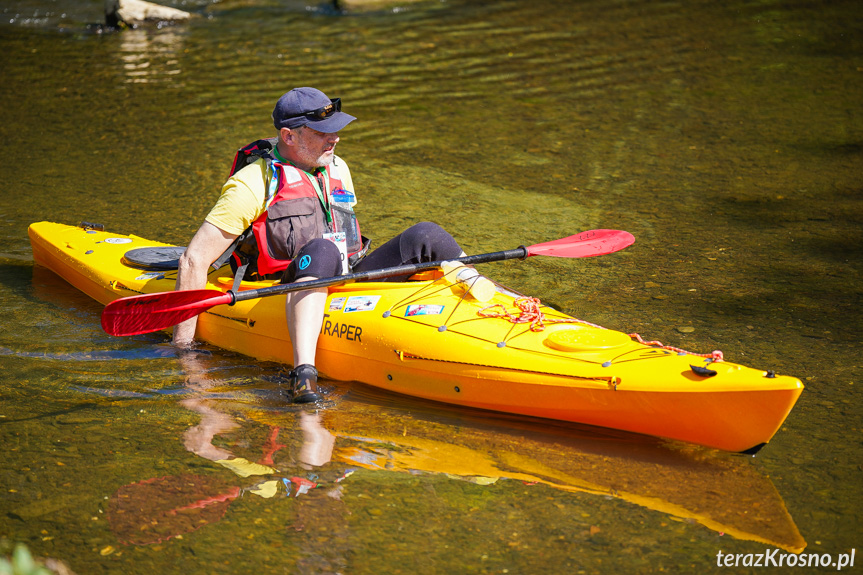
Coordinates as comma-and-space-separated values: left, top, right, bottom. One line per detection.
294, 126, 339, 170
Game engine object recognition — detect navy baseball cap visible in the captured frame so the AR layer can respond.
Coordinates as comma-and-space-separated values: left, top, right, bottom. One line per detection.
272, 87, 356, 132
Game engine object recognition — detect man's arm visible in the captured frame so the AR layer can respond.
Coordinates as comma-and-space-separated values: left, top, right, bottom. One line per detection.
172, 221, 238, 347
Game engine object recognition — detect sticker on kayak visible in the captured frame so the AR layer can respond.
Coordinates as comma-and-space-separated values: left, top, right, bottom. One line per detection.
329, 297, 346, 312
405, 304, 445, 317
343, 295, 380, 313
135, 272, 165, 281
104, 238, 133, 244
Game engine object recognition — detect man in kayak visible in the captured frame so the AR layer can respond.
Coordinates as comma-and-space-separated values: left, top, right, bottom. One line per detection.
172, 87, 466, 403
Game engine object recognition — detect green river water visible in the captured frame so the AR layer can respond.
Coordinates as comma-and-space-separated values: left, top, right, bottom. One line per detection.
0, 0, 860, 573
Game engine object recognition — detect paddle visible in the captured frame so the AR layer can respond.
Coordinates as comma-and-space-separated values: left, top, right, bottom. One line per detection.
101, 229, 634, 337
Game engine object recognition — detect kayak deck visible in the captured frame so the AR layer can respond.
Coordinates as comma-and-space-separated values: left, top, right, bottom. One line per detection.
28, 221, 803, 452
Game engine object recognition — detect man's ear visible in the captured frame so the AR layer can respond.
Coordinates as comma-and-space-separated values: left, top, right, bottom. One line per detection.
279, 127, 297, 147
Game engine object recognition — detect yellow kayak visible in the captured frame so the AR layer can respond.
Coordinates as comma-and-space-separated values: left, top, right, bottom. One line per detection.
28, 221, 803, 453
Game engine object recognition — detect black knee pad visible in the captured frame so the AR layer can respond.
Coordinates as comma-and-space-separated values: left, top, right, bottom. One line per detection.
282, 238, 344, 283
401, 222, 462, 262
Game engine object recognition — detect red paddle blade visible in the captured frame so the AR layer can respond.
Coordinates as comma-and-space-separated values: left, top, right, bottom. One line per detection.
526, 229, 635, 258
101, 289, 233, 337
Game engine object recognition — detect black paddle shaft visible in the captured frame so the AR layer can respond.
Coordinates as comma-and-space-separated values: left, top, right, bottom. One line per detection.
229, 247, 528, 305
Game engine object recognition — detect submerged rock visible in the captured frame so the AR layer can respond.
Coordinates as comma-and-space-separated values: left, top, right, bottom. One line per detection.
105, 0, 191, 28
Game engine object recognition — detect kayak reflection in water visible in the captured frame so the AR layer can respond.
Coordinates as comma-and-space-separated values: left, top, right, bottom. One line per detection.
107, 349, 806, 555
171, 86, 470, 404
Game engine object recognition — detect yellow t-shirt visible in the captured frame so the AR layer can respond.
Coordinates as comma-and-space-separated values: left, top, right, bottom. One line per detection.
204, 155, 354, 236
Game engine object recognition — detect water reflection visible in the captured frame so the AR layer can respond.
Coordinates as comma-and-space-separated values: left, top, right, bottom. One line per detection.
106, 350, 805, 555
108, 473, 240, 545
118, 27, 186, 84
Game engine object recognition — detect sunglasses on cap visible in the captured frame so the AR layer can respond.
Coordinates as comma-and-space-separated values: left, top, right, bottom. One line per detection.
290, 98, 342, 121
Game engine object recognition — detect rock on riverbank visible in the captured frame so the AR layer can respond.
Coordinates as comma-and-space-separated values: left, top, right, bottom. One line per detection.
105, 0, 191, 28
